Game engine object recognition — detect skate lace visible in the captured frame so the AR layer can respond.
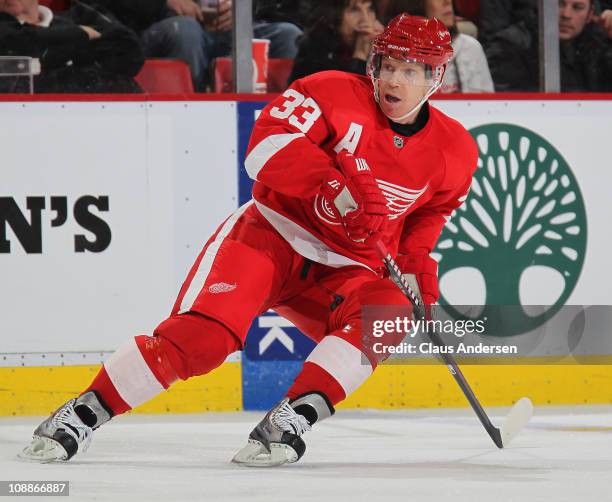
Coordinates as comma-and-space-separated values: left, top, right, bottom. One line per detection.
272, 400, 312, 436
52, 400, 93, 453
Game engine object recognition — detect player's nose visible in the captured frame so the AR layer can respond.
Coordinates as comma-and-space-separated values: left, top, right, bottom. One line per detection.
387, 71, 402, 86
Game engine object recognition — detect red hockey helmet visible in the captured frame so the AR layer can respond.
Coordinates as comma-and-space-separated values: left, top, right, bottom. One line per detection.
367, 14, 453, 121
369, 13, 453, 69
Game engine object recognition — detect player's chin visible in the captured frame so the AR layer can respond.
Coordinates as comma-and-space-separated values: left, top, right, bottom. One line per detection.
380, 98, 408, 118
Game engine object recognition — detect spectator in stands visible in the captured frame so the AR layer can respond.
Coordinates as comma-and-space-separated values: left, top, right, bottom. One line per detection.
385, 0, 493, 93
88, 0, 303, 92
289, 0, 384, 84
0, 0, 144, 93
596, 1, 612, 37
253, 0, 310, 38
379, 0, 479, 37
479, 0, 536, 46
480, 0, 612, 43
199, 0, 304, 85
483, 0, 612, 91
254, 0, 312, 32
90, 0, 209, 91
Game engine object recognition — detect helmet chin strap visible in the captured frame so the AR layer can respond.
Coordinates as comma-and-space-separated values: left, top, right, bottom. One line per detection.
375, 79, 442, 123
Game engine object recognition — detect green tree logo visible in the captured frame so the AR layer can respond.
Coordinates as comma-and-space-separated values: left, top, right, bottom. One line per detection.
434, 124, 587, 335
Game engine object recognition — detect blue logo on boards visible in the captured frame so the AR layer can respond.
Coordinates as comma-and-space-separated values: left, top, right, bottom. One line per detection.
244, 311, 316, 361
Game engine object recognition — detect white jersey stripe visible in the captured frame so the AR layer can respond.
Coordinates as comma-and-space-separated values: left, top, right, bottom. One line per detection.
104, 337, 165, 408
178, 200, 254, 314
305, 335, 372, 396
254, 200, 373, 271
245, 132, 305, 180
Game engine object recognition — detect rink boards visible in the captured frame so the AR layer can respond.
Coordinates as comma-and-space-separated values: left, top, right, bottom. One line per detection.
1, 94, 611, 415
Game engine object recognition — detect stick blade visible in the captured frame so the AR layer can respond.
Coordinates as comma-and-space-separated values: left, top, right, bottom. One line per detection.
500, 397, 533, 447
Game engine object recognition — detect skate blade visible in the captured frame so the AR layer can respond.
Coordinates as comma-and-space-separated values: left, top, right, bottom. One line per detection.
231, 439, 298, 467
17, 436, 68, 463
500, 397, 534, 447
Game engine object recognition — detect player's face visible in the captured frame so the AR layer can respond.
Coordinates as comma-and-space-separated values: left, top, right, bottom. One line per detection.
425, 0, 455, 28
339, 0, 377, 46
559, 0, 593, 40
377, 58, 431, 123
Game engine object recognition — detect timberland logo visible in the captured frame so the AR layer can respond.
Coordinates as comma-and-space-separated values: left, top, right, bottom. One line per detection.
208, 282, 237, 294
434, 124, 587, 335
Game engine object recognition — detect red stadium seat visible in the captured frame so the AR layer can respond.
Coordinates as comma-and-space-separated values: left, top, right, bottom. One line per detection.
213, 57, 293, 93
39, 0, 70, 11
454, 0, 480, 24
268, 59, 293, 92
135, 59, 194, 94
213, 58, 233, 93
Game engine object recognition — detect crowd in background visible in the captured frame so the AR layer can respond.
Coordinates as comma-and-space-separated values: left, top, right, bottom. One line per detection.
0, 0, 611, 93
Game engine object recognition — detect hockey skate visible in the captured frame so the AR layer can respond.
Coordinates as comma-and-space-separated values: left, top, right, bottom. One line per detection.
19, 391, 111, 463
232, 394, 333, 467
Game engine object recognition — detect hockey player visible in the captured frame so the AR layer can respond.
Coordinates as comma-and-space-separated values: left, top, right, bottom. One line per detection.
21, 13, 477, 467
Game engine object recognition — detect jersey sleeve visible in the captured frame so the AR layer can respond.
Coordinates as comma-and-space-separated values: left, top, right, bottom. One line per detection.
244, 78, 338, 199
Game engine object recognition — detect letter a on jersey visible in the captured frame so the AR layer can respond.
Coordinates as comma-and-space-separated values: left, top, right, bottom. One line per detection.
334, 123, 363, 154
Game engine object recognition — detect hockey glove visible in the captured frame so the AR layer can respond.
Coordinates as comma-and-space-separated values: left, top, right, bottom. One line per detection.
395, 253, 439, 318
321, 152, 389, 242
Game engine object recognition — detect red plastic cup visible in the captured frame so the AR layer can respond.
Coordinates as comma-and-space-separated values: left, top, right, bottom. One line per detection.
252, 39, 270, 94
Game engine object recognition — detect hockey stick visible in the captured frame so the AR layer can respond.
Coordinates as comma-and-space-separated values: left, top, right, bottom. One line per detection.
370, 239, 533, 448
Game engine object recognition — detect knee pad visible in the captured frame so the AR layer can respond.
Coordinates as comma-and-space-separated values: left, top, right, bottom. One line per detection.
152, 312, 241, 380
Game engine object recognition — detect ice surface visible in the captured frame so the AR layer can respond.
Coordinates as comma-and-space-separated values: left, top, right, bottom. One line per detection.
1, 406, 610, 501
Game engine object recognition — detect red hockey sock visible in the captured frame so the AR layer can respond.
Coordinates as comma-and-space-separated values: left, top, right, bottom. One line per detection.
81, 334, 182, 417
286, 361, 346, 406
153, 312, 241, 379
83, 366, 131, 416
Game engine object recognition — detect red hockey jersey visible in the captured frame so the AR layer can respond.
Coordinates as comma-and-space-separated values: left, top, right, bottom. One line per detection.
245, 71, 478, 273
